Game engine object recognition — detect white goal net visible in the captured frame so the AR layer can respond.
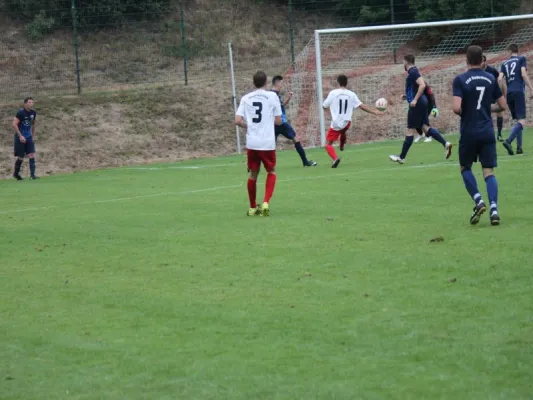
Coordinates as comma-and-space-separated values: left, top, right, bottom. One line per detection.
284, 14, 533, 148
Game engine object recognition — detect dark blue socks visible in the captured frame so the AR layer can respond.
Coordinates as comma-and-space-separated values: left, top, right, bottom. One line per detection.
496, 117, 503, 135
507, 122, 523, 144
426, 127, 447, 147
29, 158, 36, 177
461, 169, 482, 204
294, 142, 309, 166
14, 159, 22, 176
400, 136, 414, 159
485, 175, 498, 208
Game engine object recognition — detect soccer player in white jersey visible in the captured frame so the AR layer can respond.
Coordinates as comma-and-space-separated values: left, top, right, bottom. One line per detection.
235, 71, 282, 216
323, 74, 383, 168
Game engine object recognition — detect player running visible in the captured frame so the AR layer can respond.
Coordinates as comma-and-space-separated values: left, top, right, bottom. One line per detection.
414, 83, 439, 143
390, 55, 452, 164
322, 74, 382, 168
13, 97, 38, 180
271, 75, 317, 167
452, 45, 507, 226
498, 44, 533, 155
235, 71, 282, 217
482, 55, 505, 142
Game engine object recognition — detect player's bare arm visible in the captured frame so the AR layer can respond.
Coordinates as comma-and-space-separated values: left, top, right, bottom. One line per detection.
359, 103, 383, 116
411, 77, 426, 107
492, 96, 507, 113
274, 115, 282, 126
31, 119, 36, 138
520, 66, 533, 96
452, 96, 462, 116
13, 117, 26, 143
235, 115, 247, 129
283, 92, 293, 107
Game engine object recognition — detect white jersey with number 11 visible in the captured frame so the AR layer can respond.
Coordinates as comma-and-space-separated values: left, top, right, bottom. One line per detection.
323, 88, 362, 130
236, 89, 282, 151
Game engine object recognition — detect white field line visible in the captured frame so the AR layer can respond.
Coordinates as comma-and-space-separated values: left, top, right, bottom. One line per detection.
1, 155, 531, 215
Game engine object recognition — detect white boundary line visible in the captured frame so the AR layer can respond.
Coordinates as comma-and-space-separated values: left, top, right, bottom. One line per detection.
1, 156, 530, 215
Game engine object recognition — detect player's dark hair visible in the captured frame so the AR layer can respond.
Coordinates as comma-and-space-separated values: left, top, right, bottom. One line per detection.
508, 43, 519, 53
253, 71, 267, 88
272, 75, 283, 85
24, 97, 33, 104
404, 54, 415, 65
466, 45, 483, 66
337, 74, 348, 87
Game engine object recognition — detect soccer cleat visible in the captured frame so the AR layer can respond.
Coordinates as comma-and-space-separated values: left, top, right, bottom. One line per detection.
414, 135, 423, 143
502, 141, 514, 155
517, 147, 523, 155
445, 142, 453, 160
247, 207, 260, 216
470, 201, 487, 225
331, 158, 341, 168
260, 202, 270, 217
30, 175, 39, 180
490, 212, 500, 226
13, 174, 23, 181
389, 155, 405, 164
497, 134, 504, 142
305, 160, 318, 167
424, 136, 432, 143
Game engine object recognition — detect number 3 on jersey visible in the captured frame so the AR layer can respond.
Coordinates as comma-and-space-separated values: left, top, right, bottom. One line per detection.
252, 102, 262, 123
475, 86, 485, 110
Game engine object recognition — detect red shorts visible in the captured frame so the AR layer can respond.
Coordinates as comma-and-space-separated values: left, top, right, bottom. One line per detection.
247, 149, 276, 172
326, 122, 351, 142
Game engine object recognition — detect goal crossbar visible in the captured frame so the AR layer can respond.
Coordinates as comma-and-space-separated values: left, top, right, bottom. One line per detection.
314, 13, 533, 145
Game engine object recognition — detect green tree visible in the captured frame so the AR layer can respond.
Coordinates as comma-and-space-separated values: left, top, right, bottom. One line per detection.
408, 0, 521, 21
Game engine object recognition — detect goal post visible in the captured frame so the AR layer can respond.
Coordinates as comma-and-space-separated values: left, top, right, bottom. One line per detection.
287, 14, 533, 148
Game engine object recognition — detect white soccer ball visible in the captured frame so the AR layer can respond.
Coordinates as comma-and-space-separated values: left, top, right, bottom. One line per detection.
375, 98, 388, 111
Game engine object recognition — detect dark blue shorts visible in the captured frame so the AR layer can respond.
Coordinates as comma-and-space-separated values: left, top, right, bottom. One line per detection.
407, 101, 429, 129
14, 135, 35, 158
459, 135, 497, 169
507, 92, 526, 120
275, 123, 296, 140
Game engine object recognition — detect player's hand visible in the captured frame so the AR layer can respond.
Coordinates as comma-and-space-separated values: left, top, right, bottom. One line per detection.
409, 100, 417, 108
288, 92, 294, 98
400, 94, 406, 100
18, 135, 26, 143
375, 110, 383, 116
431, 108, 439, 118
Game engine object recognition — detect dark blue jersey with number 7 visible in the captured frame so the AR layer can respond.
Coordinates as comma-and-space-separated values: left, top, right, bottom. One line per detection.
452, 68, 502, 138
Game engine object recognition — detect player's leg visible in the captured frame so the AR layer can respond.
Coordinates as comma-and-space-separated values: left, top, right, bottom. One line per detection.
246, 150, 261, 216
496, 111, 504, 142
480, 140, 499, 225
283, 124, 316, 167
339, 122, 351, 151
514, 93, 526, 154
422, 124, 453, 159
390, 108, 419, 163
414, 128, 424, 143
459, 139, 486, 225
259, 150, 277, 216
27, 137, 37, 179
13, 135, 25, 180
325, 128, 341, 168
503, 93, 519, 155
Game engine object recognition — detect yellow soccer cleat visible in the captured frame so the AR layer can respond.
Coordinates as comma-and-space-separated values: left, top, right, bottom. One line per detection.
260, 202, 270, 217
247, 207, 260, 216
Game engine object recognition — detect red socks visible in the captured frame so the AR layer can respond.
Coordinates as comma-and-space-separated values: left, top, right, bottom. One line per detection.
264, 173, 276, 203
247, 178, 257, 208
325, 144, 338, 161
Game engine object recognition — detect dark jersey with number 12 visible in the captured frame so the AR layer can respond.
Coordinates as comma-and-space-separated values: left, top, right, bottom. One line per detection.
452, 68, 502, 138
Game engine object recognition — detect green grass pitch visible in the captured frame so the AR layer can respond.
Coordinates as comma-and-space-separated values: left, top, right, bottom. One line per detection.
1, 134, 533, 399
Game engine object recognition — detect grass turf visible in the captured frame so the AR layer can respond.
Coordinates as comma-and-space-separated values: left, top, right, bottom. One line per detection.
1, 134, 533, 399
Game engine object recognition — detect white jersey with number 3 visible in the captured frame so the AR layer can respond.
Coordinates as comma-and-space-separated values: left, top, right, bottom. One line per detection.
236, 89, 282, 151
323, 88, 362, 130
